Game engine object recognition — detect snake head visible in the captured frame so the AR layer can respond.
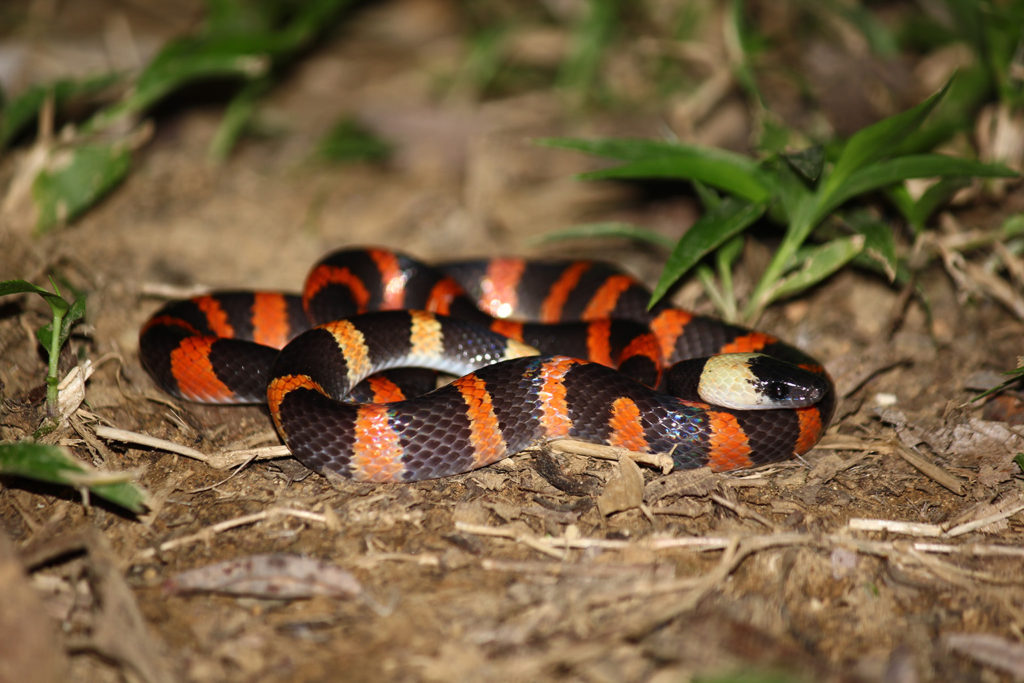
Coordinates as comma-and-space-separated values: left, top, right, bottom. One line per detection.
665, 352, 830, 410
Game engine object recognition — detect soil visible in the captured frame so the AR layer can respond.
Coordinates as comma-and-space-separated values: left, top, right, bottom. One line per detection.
2, 2, 1024, 682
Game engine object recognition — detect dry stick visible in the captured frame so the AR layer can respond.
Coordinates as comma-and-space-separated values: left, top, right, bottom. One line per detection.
906, 546, 1020, 587
964, 258, 1024, 321
95, 425, 209, 460
94, 425, 289, 469
910, 542, 1024, 558
847, 518, 945, 536
140, 282, 214, 299
945, 496, 1024, 537
994, 241, 1024, 291
456, 521, 1024, 589
352, 552, 441, 569
889, 441, 965, 495
547, 438, 675, 473
134, 507, 329, 560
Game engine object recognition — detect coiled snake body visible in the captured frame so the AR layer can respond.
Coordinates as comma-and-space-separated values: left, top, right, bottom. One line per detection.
139, 247, 834, 482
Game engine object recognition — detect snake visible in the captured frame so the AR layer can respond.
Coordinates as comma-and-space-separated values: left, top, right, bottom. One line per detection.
139, 247, 835, 482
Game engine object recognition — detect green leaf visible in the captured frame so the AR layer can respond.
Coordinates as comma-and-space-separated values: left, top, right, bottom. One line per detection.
900, 177, 972, 232
783, 145, 824, 183
0, 442, 148, 513
315, 117, 392, 163
818, 154, 1017, 220
824, 79, 953, 197
1002, 213, 1024, 239
205, 0, 279, 36
534, 222, 674, 249
690, 179, 722, 210
649, 199, 767, 306
36, 322, 56, 354
59, 292, 87, 347
846, 211, 898, 281
0, 280, 69, 316
32, 143, 132, 232
764, 235, 865, 304
758, 156, 814, 222
89, 0, 353, 131
0, 73, 119, 150
99, 34, 273, 127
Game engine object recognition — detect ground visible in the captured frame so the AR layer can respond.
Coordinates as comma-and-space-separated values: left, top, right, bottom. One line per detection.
2, 2, 1024, 682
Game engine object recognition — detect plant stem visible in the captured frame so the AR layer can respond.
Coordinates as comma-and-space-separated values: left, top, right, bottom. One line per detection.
744, 195, 822, 321
45, 307, 65, 415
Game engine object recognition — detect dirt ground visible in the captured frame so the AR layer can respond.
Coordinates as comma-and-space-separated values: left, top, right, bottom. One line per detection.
3, 2, 1024, 682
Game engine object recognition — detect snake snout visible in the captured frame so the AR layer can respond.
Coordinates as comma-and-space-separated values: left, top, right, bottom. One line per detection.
747, 354, 829, 408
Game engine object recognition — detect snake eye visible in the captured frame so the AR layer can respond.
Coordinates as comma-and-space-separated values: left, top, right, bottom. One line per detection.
765, 381, 791, 402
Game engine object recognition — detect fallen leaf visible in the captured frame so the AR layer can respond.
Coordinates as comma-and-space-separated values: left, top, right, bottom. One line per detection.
597, 457, 644, 516
164, 554, 362, 600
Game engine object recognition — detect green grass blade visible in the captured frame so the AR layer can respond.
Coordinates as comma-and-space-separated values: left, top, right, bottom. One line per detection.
973, 365, 1024, 401
557, 0, 619, 96
579, 156, 771, 203
826, 0, 900, 55
209, 77, 271, 162
763, 235, 865, 305
540, 139, 771, 201
695, 263, 731, 319
540, 136, 758, 164
31, 142, 132, 233
648, 199, 767, 307
727, 0, 766, 110
820, 154, 1017, 218
825, 79, 952, 195
315, 117, 392, 163
0, 442, 148, 513
534, 222, 674, 249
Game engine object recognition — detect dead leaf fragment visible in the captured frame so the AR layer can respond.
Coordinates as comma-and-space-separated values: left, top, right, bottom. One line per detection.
644, 466, 717, 503
164, 553, 363, 600
597, 457, 644, 516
